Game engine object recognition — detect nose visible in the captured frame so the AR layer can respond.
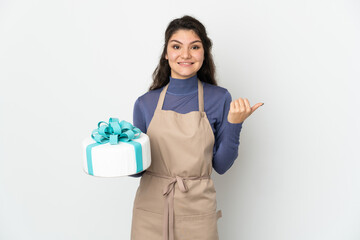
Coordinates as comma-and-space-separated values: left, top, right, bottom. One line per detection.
181, 48, 190, 59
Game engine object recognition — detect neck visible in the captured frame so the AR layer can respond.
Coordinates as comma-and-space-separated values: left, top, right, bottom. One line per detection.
167, 75, 198, 95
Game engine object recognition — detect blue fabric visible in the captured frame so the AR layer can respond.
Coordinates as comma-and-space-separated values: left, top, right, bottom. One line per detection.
131, 75, 243, 177
86, 142, 102, 175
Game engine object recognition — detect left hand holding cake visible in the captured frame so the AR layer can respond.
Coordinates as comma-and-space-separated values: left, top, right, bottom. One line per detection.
227, 98, 264, 124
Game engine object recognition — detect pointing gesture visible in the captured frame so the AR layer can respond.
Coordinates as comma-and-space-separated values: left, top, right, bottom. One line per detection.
227, 98, 264, 124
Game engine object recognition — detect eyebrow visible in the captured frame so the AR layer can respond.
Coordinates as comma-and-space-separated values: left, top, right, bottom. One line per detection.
169, 40, 202, 44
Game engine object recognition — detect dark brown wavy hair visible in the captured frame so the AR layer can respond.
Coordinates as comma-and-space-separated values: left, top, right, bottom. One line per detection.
149, 15, 217, 91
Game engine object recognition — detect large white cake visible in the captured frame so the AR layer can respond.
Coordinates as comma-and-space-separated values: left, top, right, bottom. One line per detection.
82, 132, 151, 177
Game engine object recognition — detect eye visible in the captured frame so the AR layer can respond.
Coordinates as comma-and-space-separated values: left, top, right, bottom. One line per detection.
172, 45, 180, 50
191, 45, 201, 50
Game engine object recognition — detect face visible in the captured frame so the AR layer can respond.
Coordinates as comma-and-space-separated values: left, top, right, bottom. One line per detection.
165, 29, 205, 79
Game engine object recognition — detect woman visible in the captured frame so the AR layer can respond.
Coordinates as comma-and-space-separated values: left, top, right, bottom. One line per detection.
130, 15, 263, 240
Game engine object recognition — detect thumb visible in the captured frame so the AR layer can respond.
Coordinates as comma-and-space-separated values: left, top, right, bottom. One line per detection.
251, 102, 264, 113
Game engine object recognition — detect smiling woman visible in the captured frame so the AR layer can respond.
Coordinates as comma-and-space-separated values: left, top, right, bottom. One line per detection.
130, 15, 263, 240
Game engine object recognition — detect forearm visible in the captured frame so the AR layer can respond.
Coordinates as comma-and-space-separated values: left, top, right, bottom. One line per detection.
212, 122, 242, 174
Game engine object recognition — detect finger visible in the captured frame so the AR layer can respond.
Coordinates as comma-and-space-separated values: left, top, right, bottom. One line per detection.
251, 102, 264, 113
230, 101, 235, 111
244, 98, 251, 113
234, 99, 240, 111
238, 98, 245, 112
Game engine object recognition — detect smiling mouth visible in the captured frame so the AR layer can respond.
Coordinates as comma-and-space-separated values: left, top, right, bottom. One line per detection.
178, 62, 194, 65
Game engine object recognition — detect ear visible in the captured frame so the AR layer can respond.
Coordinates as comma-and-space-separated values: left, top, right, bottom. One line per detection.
165, 53, 168, 60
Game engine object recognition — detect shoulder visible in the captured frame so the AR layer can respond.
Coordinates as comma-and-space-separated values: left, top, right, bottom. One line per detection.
203, 82, 232, 102
136, 87, 163, 105
134, 87, 164, 114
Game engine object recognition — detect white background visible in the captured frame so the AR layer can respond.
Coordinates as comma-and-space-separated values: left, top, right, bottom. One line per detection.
1, 0, 359, 239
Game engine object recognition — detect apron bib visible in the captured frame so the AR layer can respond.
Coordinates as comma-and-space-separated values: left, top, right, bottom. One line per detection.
131, 79, 222, 240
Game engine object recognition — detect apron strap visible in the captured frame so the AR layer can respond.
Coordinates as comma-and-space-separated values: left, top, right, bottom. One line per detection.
216, 210, 222, 220
145, 171, 210, 240
156, 83, 170, 111
197, 79, 204, 112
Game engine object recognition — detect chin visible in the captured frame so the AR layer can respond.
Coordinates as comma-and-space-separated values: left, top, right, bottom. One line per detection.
180, 71, 197, 78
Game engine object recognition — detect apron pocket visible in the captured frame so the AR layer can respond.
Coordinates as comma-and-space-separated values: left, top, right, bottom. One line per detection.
175, 210, 222, 240
131, 208, 163, 240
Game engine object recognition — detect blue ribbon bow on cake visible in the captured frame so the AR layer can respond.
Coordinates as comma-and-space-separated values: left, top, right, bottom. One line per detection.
86, 118, 144, 176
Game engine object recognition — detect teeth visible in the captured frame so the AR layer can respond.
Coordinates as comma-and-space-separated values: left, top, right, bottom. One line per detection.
179, 62, 192, 65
